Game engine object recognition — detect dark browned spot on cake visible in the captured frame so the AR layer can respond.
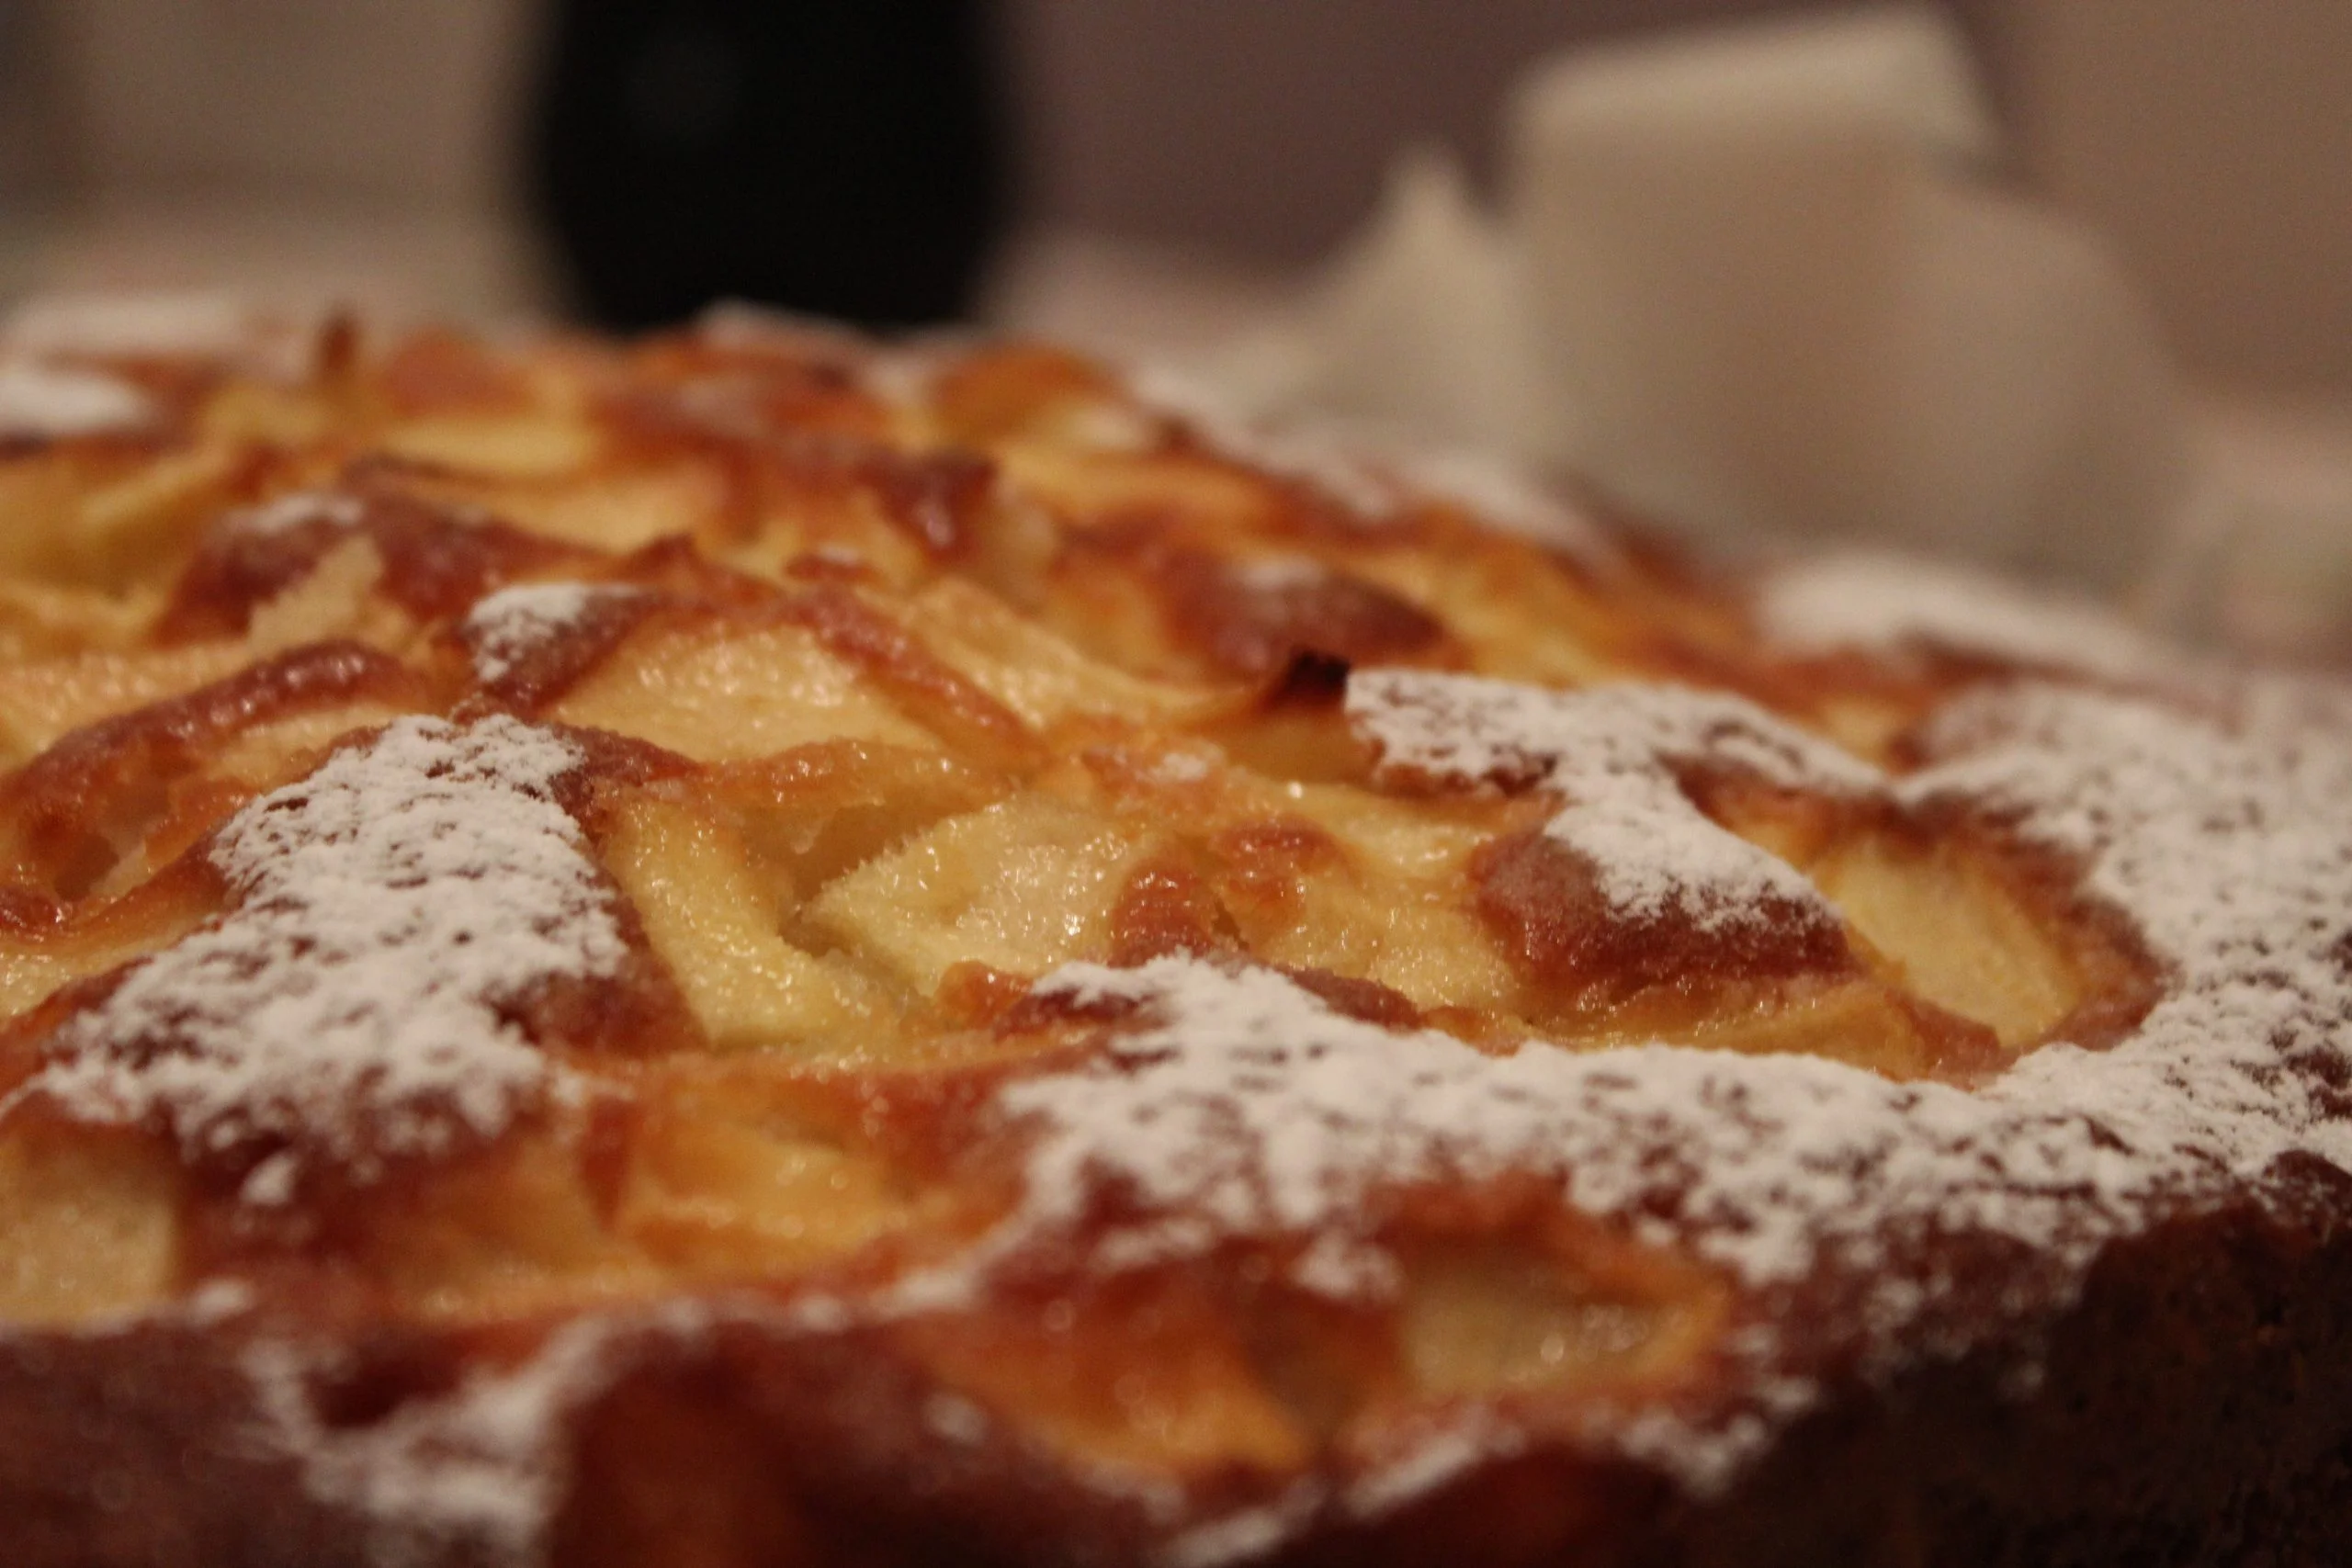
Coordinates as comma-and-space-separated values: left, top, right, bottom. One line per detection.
773, 586, 1035, 765
1104, 854, 1237, 967
376, 328, 539, 416
0, 884, 66, 935
536, 724, 706, 823
1262, 649, 1353, 710
595, 372, 989, 558
1279, 966, 1424, 1030
457, 588, 662, 712
157, 487, 597, 641
861, 447, 998, 561
936, 962, 1038, 1029
1208, 817, 1351, 922
0, 641, 424, 896
1471, 828, 1854, 1006
1154, 547, 1449, 679
993, 978, 1155, 1036
514, 941, 703, 1064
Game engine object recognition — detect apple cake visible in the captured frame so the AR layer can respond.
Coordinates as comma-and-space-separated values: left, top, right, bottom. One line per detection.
0, 304, 2344, 1567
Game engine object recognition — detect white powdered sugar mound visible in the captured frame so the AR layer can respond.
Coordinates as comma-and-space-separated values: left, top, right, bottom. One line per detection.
462, 581, 643, 684
983, 667, 2352, 1502
1912, 681, 2352, 1175
3, 291, 321, 379
1387, 443, 1606, 558
1229, 555, 1333, 594
231, 488, 369, 537
6, 291, 266, 358
1347, 670, 1876, 933
1001, 959, 1984, 1303
694, 298, 941, 402
1124, 365, 1608, 558
1128, 366, 1400, 519
26, 716, 623, 1197
244, 1321, 623, 1562
1756, 551, 2178, 683
0, 360, 154, 439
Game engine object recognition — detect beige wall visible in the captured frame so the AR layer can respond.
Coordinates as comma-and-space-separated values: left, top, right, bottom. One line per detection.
1008, 0, 2352, 394
9, 0, 2349, 392
46, 0, 541, 209
1004, 0, 2012, 266
2007, 0, 2352, 395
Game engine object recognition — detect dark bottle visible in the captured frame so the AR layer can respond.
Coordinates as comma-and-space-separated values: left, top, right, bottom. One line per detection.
529, 0, 1008, 332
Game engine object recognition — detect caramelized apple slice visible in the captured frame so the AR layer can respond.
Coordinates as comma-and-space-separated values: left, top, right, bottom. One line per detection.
0, 1125, 180, 1325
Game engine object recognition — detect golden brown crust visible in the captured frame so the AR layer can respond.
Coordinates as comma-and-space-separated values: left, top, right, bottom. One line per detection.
0, 310, 2339, 1565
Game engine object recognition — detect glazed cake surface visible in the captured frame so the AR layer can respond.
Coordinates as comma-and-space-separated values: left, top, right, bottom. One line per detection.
0, 304, 2346, 1567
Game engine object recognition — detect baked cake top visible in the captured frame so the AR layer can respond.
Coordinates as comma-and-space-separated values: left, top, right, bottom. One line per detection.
0, 303, 2342, 1562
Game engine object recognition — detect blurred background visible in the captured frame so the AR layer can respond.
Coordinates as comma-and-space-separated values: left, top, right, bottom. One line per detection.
0, 0, 2347, 653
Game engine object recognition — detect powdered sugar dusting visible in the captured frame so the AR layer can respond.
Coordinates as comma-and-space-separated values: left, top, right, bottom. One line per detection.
1229, 555, 1331, 593
3, 291, 319, 379
1125, 366, 1411, 521
25, 716, 622, 1193
1344, 1412, 1528, 1520
1001, 960, 1934, 1301
1389, 443, 1606, 558
245, 1316, 623, 1561
1348, 671, 1873, 932
979, 663, 2352, 1505
1757, 552, 2177, 683
231, 488, 368, 537
1915, 681, 2352, 1179
1123, 366, 1608, 559
462, 581, 643, 685
1159, 1485, 1326, 1568
0, 360, 155, 438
